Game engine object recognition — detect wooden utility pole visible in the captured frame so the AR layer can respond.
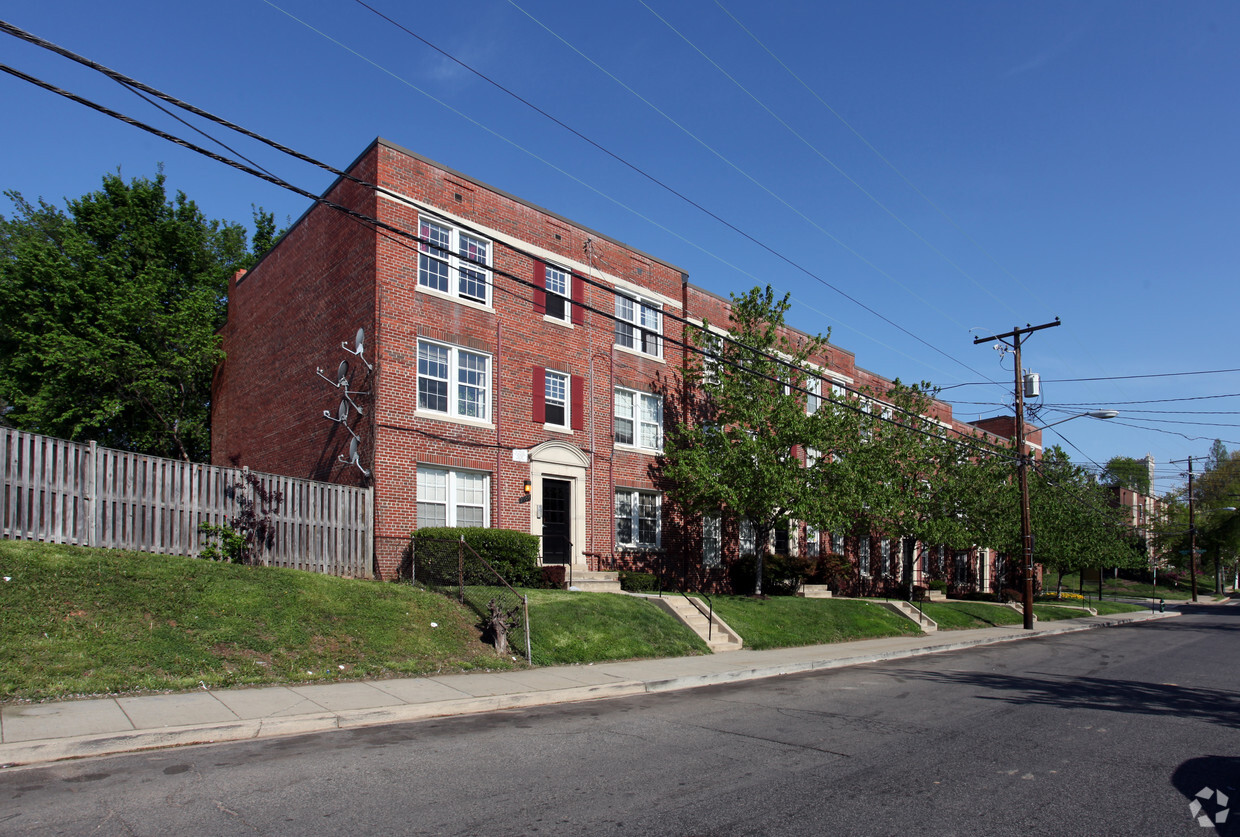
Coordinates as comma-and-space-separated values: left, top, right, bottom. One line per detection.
974, 319, 1061, 630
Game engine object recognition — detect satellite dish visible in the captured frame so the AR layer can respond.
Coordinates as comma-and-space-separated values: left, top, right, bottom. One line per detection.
355, 328, 365, 355
337, 360, 349, 384
337, 399, 349, 421
349, 436, 359, 461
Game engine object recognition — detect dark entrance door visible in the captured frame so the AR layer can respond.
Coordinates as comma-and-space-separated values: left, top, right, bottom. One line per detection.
542, 478, 571, 564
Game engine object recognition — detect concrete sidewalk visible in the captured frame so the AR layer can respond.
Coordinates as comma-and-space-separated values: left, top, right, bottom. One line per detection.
0, 609, 1179, 769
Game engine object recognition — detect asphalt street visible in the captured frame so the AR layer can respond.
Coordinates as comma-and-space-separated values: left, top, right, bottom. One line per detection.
2, 604, 1237, 836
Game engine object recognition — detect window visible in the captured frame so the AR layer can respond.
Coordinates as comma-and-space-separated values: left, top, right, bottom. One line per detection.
703, 514, 722, 567
831, 534, 845, 556
418, 340, 490, 421
953, 551, 969, 585
806, 526, 820, 557
614, 388, 662, 450
880, 539, 892, 578
806, 378, 822, 415
616, 489, 660, 547
418, 216, 491, 305
615, 293, 662, 357
544, 264, 569, 321
545, 371, 568, 427
740, 519, 756, 556
806, 446, 822, 468
417, 467, 489, 528
859, 538, 871, 577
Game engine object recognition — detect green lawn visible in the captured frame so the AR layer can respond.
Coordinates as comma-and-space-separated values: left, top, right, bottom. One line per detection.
706, 596, 920, 650
918, 601, 1024, 629
522, 589, 708, 665
1050, 571, 1226, 602
0, 541, 519, 702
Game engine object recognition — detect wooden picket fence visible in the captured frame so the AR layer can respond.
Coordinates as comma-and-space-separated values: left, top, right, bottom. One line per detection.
1, 428, 373, 577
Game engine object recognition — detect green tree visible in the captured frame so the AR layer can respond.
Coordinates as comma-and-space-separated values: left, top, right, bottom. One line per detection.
662, 286, 836, 595
1193, 442, 1240, 593
1031, 447, 1145, 591
0, 171, 272, 461
1102, 455, 1151, 495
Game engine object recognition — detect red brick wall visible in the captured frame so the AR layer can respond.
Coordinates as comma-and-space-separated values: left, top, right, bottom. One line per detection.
212, 149, 379, 488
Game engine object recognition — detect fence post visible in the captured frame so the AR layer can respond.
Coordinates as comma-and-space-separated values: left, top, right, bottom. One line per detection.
86, 440, 98, 548
458, 535, 465, 603
523, 594, 531, 664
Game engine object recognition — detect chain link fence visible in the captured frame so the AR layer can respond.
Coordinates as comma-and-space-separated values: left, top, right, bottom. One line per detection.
413, 535, 531, 662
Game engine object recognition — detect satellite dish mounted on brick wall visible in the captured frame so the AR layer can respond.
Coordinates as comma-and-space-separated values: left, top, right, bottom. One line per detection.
342, 327, 373, 372
337, 434, 370, 477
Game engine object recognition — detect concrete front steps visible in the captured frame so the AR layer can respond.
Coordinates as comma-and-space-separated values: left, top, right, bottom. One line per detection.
875, 599, 938, 633
567, 570, 622, 593
636, 593, 744, 653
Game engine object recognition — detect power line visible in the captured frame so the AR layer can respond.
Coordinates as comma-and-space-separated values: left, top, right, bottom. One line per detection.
940, 367, 1240, 388
0, 27, 1018, 464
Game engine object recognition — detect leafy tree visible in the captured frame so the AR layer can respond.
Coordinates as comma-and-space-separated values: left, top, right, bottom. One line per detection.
0, 170, 273, 461
1102, 456, 1151, 495
1030, 447, 1145, 591
662, 286, 836, 595
1193, 442, 1240, 592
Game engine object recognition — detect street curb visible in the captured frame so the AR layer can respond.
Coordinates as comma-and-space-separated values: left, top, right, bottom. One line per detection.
0, 610, 1180, 769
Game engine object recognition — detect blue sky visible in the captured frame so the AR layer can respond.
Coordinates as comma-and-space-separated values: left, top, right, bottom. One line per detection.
3, 0, 1237, 497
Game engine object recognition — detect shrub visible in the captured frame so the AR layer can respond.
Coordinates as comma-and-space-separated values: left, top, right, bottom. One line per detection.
959, 591, 999, 602
928, 579, 947, 592
807, 552, 852, 588
411, 528, 541, 587
728, 553, 812, 595
619, 571, 659, 593
197, 472, 284, 565
540, 565, 567, 589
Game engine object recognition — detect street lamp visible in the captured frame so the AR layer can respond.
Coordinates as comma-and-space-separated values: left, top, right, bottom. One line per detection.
1018, 410, 1119, 629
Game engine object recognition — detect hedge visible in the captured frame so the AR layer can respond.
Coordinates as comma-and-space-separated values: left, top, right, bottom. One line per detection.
411, 528, 542, 587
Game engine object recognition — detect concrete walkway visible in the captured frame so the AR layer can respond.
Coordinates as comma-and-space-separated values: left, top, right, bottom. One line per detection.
0, 609, 1180, 769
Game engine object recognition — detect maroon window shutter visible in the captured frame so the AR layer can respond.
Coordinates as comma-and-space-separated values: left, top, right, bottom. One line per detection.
571, 274, 585, 325
571, 374, 585, 430
791, 445, 803, 461
532, 367, 546, 423
533, 261, 547, 315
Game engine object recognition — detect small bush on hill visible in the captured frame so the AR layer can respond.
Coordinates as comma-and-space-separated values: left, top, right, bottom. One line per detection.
619, 571, 659, 592
411, 528, 541, 587
728, 553, 812, 595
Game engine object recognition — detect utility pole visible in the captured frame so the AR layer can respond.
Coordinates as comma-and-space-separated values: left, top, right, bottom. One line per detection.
1169, 456, 1200, 603
974, 318, 1060, 630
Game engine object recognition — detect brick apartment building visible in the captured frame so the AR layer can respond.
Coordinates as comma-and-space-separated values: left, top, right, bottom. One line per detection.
212, 138, 1022, 591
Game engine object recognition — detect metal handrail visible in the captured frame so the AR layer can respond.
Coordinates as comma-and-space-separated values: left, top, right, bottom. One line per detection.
659, 580, 714, 642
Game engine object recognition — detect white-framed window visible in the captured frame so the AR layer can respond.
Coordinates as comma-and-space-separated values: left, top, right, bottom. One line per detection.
615, 489, 660, 547
880, 539, 892, 577
545, 370, 568, 427
615, 293, 662, 357
740, 519, 757, 556
417, 467, 490, 528
806, 526, 820, 557
418, 215, 491, 305
700, 331, 723, 383
614, 388, 662, 450
703, 514, 722, 567
831, 534, 845, 556
544, 263, 570, 322
859, 538, 871, 577
806, 378, 822, 415
418, 339, 491, 421
806, 446, 822, 468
